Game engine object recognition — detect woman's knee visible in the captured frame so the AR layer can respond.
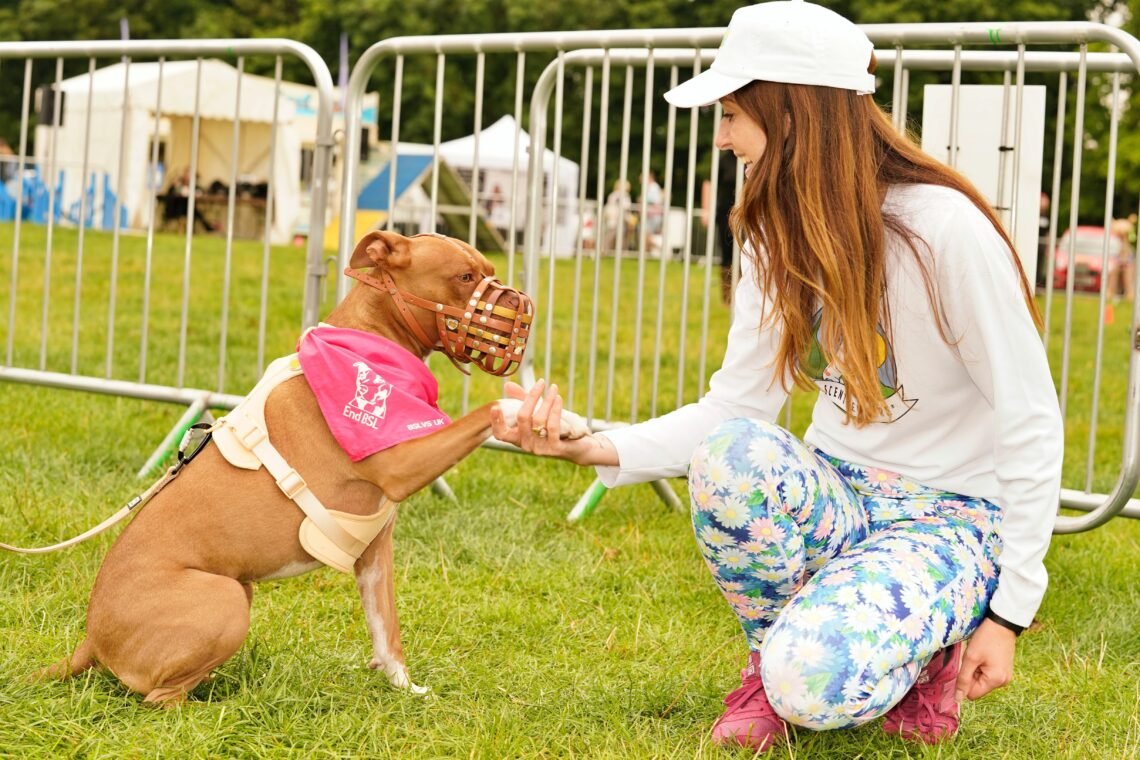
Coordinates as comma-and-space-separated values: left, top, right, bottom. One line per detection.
762, 619, 921, 729
759, 626, 830, 728
690, 418, 770, 511
688, 418, 800, 522
690, 418, 790, 476
759, 619, 878, 730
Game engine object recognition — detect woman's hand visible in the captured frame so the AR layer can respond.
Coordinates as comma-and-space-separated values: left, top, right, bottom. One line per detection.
954, 618, 1017, 702
490, 380, 619, 467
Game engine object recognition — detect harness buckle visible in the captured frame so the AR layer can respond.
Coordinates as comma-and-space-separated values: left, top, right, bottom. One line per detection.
233, 418, 268, 450
276, 469, 308, 500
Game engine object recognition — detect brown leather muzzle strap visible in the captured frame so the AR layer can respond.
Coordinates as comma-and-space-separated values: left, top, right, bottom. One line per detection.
344, 266, 533, 377
344, 267, 440, 352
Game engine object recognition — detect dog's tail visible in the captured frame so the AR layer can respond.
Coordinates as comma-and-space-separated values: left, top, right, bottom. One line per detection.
35, 638, 97, 681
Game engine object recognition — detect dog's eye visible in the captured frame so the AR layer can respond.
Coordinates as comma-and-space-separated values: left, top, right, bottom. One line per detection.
457, 273, 475, 283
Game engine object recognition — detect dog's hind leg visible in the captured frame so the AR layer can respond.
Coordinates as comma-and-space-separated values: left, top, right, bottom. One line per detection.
354, 519, 427, 695
107, 573, 252, 705
34, 637, 97, 681
142, 657, 226, 706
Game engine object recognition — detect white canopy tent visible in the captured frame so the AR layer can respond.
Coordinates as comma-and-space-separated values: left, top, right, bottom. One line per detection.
389, 115, 581, 255
34, 59, 302, 243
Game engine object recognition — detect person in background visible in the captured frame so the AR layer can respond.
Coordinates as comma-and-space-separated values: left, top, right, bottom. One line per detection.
640, 169, 665, 257
486, 182, 511, 240
1110, 217, 1134, 301
603, 179, 635, 253
162, 166, 216, 233
702, 152, 741, 303
0, 138, 16, 184
716, 152, 740, 303
1037, 192, 1051, 288
492, 0, 1062, 753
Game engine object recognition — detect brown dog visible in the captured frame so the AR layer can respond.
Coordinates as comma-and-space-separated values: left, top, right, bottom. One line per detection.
37, 230, 560, 704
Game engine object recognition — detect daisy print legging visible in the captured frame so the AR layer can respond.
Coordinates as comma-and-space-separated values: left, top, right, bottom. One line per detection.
688, 418, 1003, 731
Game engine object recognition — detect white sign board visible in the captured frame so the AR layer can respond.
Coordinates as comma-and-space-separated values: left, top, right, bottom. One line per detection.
921, 84, 1046, 284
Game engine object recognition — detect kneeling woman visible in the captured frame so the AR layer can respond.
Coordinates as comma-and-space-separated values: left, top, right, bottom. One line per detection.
492, 0, 1062, 751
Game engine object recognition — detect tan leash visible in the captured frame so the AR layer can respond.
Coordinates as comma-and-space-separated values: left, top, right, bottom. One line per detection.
0, 423, 216, 555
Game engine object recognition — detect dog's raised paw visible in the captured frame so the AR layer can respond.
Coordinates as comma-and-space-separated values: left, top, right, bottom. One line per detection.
556, 408, 590, 440
495, 397, 590, 440
495, 397, 522, 429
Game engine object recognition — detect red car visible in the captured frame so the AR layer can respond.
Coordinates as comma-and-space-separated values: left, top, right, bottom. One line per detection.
1052, 226, 1124, 293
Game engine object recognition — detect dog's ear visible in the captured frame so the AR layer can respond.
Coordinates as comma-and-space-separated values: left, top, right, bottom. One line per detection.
349, 230, 412, 270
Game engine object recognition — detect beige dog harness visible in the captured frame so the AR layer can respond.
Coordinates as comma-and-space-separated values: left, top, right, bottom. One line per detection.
213, 353, 397, 573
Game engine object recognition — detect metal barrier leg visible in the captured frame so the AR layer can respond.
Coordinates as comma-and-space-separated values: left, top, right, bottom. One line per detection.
567, 477, 685, 522
650, 478, 685, 512
431, 476, 458, 503
567, 477, 608, 522
136, 394, 212, 478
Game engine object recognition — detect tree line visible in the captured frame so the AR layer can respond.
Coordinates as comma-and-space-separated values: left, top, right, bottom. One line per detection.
0, 0, 1132, 223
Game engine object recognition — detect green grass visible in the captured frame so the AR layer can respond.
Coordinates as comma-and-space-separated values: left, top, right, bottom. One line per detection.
1, 224, 1138, 758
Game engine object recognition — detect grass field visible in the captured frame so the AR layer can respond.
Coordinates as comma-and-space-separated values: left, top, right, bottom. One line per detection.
0, 224, 1138, 758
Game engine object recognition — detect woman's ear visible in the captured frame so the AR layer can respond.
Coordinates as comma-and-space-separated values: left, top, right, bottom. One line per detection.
348, 230, 412, 270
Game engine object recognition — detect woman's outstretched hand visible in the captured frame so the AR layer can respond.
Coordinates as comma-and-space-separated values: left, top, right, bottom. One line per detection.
490, 379, 619, 467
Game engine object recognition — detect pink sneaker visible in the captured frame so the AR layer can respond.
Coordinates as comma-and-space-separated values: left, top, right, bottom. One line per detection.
710, 652, 788, 751
883, 641, 964, 743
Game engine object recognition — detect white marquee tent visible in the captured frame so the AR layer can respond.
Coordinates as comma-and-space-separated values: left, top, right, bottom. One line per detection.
34, 59, 302, 243
391, 115, 581, 254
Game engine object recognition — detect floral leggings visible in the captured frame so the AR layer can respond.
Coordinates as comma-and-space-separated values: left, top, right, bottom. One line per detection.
688, 418, 1003, 730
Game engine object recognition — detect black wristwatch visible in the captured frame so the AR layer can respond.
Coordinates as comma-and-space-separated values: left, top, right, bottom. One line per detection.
984, 609, 1026, 636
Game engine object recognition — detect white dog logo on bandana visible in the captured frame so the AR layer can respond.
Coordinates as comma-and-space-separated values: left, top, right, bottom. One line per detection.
349, 361, 394, 426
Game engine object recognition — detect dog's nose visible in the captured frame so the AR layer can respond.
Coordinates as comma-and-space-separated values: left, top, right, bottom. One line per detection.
499, 292, 520, 310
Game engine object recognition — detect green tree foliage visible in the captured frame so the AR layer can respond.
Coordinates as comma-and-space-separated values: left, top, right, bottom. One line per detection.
0, 0, 204, 139
0, 0, 1130, 220
1076, 3, 1140, 226
843, 0, 1115, 24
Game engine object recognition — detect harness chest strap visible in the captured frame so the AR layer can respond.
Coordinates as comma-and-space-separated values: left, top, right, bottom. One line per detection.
215, 347, 400, 573
221, 409, 397, 573
223, 409, 365, 551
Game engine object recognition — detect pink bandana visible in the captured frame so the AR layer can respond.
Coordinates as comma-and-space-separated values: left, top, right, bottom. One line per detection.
297, 326, 451, 462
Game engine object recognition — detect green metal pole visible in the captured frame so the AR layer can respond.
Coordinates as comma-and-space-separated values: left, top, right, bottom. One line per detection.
136, 396, 208, 479
566, 477, 608, 522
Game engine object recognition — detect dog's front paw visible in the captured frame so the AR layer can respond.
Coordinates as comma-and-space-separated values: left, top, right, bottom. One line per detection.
389, 670, 430, 696
370, 658, 430, 696
556, 408, 590, 440
495, 397, 523, 429
495, 397, 590, 440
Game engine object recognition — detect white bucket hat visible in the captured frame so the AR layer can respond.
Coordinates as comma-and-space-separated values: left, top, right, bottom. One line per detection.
664, 0, 876, 108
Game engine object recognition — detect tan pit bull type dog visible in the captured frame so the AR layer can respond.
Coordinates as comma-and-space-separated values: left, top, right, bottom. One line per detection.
32, 230, 585, 704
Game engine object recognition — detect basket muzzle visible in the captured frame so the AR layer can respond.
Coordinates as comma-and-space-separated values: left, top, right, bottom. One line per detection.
345, 267, 534, 377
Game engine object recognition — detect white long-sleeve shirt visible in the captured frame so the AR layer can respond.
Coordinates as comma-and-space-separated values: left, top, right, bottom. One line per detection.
596, 183, 1063, 628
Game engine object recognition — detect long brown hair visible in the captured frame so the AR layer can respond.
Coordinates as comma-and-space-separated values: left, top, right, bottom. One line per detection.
727, 78, 1040, 426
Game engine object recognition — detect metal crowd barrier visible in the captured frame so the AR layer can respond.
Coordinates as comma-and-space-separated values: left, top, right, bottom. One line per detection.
339, 21, 1140, 533
336, 29, 727, 442
0, 39, 335, 472
2, 23, 1130, 535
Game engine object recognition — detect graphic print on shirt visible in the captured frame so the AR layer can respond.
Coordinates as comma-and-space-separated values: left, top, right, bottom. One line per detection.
803, 308, 917, 422
347, 360, 394, 429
